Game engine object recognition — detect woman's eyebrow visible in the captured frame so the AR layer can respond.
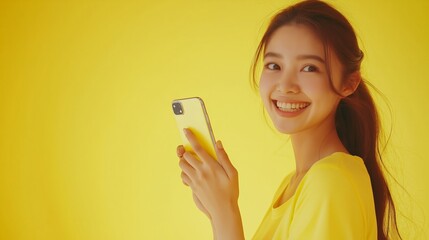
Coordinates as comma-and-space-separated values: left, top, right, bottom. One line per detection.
297, 54, 325, 63
264, 52, 325, 64
264, 52, 282, 59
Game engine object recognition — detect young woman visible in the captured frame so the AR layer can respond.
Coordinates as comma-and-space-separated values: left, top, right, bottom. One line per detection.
176, 0, 401, 239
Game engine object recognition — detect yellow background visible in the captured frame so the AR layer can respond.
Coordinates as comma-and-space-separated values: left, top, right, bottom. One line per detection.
1, 0, 428, 239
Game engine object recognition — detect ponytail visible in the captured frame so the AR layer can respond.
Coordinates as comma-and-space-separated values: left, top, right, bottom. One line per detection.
337, 82, 401, 239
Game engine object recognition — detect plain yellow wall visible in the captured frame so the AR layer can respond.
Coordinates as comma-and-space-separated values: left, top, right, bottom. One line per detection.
1, 0, 428, 239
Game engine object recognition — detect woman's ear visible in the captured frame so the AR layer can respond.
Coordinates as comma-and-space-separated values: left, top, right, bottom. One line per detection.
341, 71, 361, 97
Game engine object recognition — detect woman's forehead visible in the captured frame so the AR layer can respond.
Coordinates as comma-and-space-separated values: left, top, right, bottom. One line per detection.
265, 24, 325, 57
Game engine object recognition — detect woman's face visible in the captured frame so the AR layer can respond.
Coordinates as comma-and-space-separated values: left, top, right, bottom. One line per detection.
259, 24, 345, 135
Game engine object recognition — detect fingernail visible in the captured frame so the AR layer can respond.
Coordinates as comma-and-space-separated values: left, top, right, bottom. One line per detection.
216, 140, 223, 149
183, 128, 188, 135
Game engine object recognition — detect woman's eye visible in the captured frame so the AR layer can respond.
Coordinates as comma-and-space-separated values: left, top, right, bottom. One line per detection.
302, 65, 318, 72
265, 63, 280, 70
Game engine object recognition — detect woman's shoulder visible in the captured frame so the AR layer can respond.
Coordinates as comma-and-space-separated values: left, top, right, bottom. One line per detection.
308, 152, 368, 180
300, 152, 371, 195
290, 153, 377, 239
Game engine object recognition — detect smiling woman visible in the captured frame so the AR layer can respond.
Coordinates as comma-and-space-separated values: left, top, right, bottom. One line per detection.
177, 0, 401, 239
253, 1, 401, 239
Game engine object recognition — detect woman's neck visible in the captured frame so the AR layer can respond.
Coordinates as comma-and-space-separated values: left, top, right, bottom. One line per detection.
290, 119, 348, 175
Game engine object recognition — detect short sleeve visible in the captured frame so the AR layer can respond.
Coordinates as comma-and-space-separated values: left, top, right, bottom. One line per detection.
288, 164, 367, 239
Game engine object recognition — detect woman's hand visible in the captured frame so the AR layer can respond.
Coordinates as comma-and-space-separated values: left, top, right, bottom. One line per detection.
176, 128, 244, 240
177, 128, 239, 219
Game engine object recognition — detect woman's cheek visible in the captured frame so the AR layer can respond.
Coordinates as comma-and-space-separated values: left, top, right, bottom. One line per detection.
259, 76, 269, 95
258, 77, 271, 108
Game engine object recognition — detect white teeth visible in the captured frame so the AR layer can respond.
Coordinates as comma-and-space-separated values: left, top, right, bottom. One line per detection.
276, 101, 309, 112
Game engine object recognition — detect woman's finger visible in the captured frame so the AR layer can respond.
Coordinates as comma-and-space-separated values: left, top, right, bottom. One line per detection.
182, 151, 203, 170
183, 128, 215, 164
215, 140, 238, 180
177, 145, 185, 158
181, 171, 191, 187
179, 157, 196, 179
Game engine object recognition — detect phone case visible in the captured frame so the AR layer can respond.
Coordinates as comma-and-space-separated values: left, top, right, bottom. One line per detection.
172, 97, 217, 160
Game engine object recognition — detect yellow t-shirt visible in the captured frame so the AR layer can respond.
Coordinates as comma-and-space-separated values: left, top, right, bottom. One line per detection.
253, 152, 377, 239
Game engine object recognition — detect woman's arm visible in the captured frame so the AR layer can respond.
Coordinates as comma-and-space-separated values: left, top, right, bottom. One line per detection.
177, 128, 244, 240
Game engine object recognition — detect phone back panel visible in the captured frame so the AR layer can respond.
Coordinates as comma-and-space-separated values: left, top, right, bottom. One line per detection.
172, 97, 217, 159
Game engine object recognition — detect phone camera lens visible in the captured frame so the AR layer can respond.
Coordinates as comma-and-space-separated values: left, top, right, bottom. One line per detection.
172, 102, 184, 115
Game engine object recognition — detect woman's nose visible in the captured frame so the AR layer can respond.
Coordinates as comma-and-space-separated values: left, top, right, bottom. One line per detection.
277, 70, 300, 94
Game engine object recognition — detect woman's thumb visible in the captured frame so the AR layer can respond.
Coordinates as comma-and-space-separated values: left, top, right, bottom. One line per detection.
215, 140, 237, 179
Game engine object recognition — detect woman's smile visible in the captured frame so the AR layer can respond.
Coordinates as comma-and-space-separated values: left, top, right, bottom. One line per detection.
272, 100, 311, 117
275, 100, 310, 112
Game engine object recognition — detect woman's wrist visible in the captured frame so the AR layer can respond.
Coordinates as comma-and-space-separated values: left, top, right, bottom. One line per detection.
210, 201, 244, 240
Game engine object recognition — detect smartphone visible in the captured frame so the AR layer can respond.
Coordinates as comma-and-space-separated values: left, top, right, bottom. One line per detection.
172, 97, 217, 160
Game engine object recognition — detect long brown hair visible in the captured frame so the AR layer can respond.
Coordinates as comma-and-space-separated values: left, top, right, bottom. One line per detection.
250, 0, 401, 239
